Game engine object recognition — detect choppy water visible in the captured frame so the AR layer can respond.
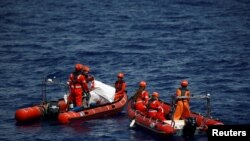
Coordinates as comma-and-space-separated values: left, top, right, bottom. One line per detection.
0, 0, 250, 141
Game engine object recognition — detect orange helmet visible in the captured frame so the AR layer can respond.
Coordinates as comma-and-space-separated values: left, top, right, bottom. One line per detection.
82, 65, 90, 72
181, 80, 188, 87
152, 92, 159, 98
117, 72, 124, 78
139, 81, 146, 87
75, 64, 83, 71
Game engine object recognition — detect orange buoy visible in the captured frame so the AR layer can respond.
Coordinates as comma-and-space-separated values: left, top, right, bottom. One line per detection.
15, 106, 45, 122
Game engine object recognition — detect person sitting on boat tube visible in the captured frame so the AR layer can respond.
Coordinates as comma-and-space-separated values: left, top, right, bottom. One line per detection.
67, 64, 89, 111
147, 92, 166, 122
173, 80, 191, 120
114, 72, 126, 101
133, 81, 149, 114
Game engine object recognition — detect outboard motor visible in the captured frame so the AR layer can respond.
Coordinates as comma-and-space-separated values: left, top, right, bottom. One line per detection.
46, 101, 60, 119
183, 117, 197, 137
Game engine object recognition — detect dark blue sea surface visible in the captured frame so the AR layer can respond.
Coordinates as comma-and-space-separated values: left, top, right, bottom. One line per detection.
0, 0, 250, 140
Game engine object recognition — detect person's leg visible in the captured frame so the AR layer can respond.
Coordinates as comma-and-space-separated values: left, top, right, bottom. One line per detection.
173, 101, 183, 120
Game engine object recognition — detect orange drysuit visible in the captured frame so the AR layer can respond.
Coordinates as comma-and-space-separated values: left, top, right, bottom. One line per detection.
173, 87, 191, 120
114, 80, 126, 101
68, 72, 89, 107
135, 90, 149, 114
147, 98, 166, 121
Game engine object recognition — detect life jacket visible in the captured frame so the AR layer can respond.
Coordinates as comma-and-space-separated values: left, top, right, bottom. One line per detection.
148, 98, 164, 113
177, 87, 189, 102
70, 71, 84, 89
72, 71, 82, 84
147, 97, 158, 110
115, 80, 125, 92
135, 90, 149, 105
139, 91, 148, 100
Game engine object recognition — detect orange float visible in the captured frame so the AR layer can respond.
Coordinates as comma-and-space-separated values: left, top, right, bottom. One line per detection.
15, 106, 45, 122
15, 99, 68, 123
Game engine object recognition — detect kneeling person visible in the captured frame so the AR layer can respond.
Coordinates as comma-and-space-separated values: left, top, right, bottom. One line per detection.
147, 92, 166, 122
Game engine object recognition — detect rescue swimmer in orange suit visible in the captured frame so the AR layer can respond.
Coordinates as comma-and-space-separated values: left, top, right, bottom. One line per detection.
173, 80, 191, 120
114, 72, 126, 101
133, 81, 149, 114
147, 92, 166, 122
67, 64, 89, 111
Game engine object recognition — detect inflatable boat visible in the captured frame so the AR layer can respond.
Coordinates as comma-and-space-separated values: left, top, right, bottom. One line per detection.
58, 92, 127, 124
15, 77, 128, 124
127, 94, 224, 137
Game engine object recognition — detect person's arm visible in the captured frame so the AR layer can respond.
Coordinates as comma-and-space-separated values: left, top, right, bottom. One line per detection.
67, 74, 73, 86
187, 90, 191, 102
175, 88, 180, 96
82, 81, 89, 93
144, 91, 149, 105
79, 75, 90, 93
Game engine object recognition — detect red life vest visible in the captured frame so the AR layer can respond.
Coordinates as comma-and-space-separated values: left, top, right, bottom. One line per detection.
176, 87, 190, 102
115, 80, 125, 92
69, 71, 86, 89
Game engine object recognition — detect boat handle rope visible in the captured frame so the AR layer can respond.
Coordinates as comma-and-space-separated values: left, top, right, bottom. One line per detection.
201, 116, 209, 130
134, 110, 139, 117
149, 117, 152, 122
170, 120, 175, 128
